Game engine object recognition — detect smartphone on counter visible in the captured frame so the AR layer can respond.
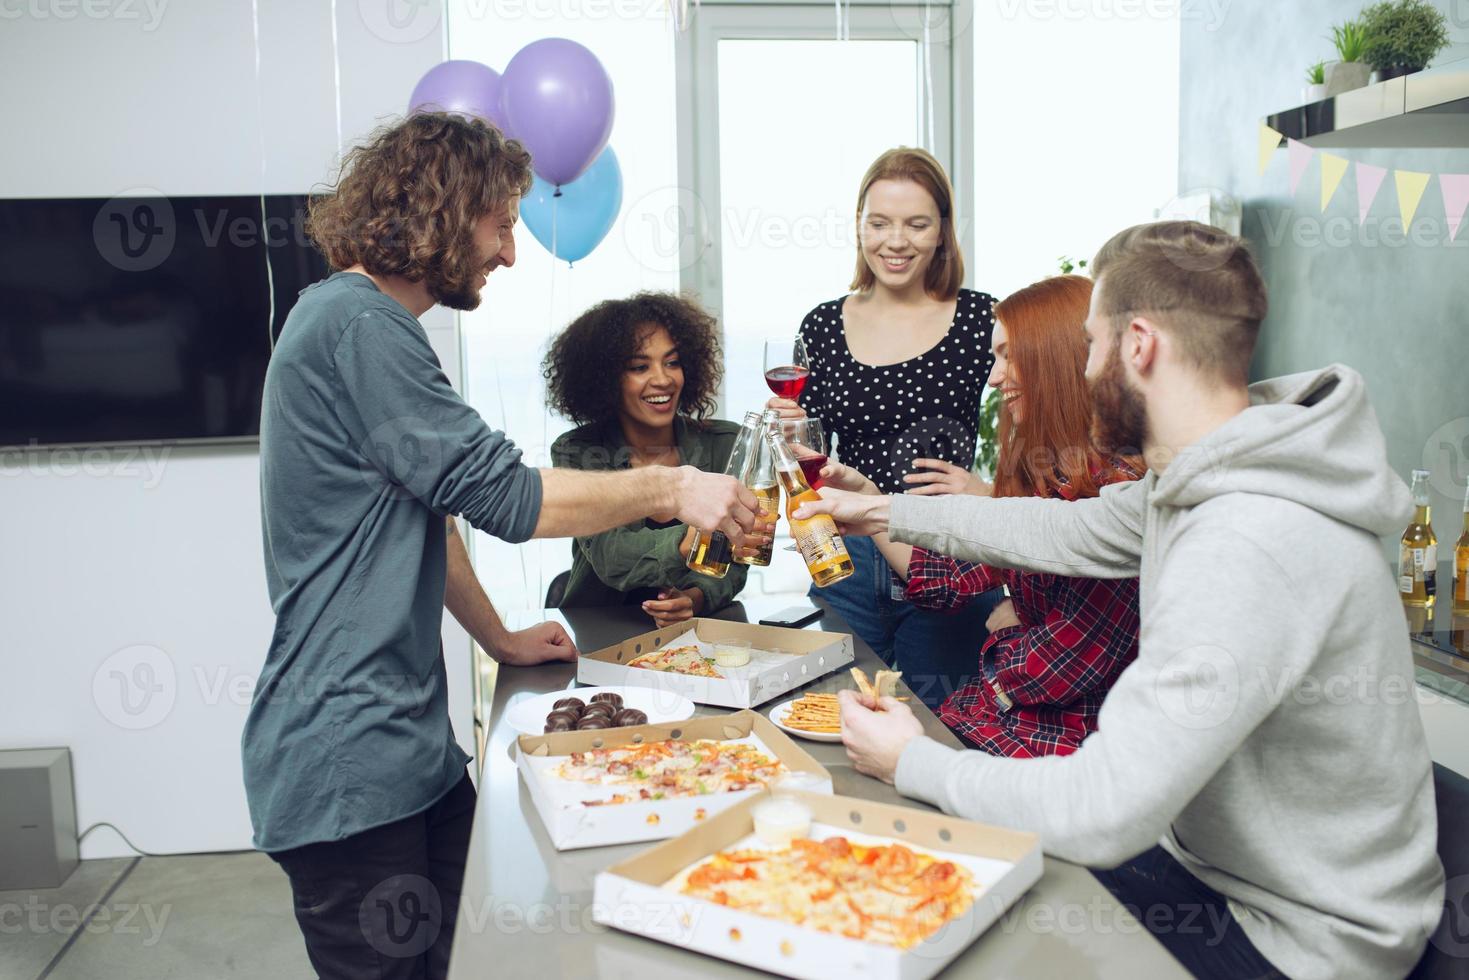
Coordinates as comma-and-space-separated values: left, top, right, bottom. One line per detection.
759, 604, 823, 628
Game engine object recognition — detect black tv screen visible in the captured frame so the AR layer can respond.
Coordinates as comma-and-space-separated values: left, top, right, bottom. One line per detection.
0, 194, 329, 449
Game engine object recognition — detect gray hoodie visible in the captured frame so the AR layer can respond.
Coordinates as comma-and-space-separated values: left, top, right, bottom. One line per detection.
888, 364, 1444, 979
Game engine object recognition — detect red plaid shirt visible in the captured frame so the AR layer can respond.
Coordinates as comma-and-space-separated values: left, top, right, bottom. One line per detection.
904, 459, 1142, 758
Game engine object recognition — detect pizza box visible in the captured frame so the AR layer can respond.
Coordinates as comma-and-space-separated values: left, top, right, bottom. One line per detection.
592, 790, 1043, 980
516, 710, 832, 851
575, 618, 855, 709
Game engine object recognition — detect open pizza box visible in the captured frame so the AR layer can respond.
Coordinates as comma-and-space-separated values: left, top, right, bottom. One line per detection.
592, 790, 1043, 980
575, 618, 855, 709
516, 710, 833, 851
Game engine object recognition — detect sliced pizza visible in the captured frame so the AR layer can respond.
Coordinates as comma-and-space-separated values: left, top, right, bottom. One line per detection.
555, 738, 786, 805
627, 644, 723, 678
678, 835, 976, 949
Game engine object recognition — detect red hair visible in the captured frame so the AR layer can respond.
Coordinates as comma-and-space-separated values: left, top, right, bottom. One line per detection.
992, 275, 1133, 500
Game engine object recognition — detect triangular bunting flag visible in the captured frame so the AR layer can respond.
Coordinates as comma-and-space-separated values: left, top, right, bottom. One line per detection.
1356, 163, 1388, 225
1395, 170, 1431, 227
1319, 154, 1348, 212
1287, 139, 1316, 194
1257, 124, 1283, 176
1440, 174, 1469, 241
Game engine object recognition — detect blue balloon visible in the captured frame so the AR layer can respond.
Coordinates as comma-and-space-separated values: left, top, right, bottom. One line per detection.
520, 146, 623, 264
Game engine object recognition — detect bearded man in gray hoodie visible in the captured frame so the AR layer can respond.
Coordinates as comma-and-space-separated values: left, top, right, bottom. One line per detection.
798, 220, 1445, 980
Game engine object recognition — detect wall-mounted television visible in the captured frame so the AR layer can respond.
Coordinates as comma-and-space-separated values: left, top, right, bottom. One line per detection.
0, 194, 329, 450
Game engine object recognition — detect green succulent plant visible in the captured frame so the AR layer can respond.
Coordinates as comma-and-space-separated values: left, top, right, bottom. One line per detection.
1329, 19, 1369, 63
1359, 0, 1450, 71
1306, 61, 1327, 85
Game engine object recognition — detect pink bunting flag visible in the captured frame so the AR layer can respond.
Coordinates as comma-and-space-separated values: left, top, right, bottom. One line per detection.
1356, 163, 1388, 225
1287, 139, 1316, 194
1441, 174, 1469, 241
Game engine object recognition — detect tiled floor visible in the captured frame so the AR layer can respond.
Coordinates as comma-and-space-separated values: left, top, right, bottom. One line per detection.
1, 852, 312, 980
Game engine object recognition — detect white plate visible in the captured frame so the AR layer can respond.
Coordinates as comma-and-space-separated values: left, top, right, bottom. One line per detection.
505, 686, 696, 737
768, 696, 843, 743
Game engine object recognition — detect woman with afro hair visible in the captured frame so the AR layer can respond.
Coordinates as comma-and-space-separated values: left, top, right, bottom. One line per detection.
544, 292, 764, 625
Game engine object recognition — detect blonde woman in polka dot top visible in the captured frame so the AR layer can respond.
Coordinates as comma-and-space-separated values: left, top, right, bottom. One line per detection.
767, 147, 1001, 709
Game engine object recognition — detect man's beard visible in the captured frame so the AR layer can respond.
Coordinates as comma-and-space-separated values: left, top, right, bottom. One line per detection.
429, 270, 484, 312
1090, 342, 1148, 456
427, 251, 488, 311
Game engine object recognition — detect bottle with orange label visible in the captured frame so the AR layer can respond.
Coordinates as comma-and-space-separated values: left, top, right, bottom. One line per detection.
1399, 469, 1437, 609
762, 409, 853, 587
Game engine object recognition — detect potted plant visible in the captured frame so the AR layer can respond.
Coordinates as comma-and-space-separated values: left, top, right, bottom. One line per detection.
1360, 0, 1450, 81
1304, 61, 1328, 103
1324, 19, 1372, 95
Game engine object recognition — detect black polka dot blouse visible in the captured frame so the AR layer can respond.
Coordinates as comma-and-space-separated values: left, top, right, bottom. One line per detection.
797, 288, 997, 495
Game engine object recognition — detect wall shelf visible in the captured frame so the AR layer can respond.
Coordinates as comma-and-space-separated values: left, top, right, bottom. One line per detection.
1265, 58, 1469, 148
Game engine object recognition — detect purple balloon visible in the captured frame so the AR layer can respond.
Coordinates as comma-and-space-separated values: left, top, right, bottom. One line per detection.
501, 38, 615, 187
409, 60, 509, 134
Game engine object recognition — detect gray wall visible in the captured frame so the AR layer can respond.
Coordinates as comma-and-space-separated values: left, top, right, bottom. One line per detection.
1180, 1, 1469, 558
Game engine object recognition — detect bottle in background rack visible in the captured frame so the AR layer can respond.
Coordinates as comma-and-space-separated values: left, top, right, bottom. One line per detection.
734, 411, 777, 567
763, 410, 853, 587
686, 412, 762, 579
1399, 469, 1437, 609
1454, 484, 1469, 615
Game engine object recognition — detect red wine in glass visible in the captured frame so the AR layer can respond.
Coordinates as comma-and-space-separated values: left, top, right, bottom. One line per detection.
764, 365, 810, 400
763, 336, 810, 403
797, 454, 829, 489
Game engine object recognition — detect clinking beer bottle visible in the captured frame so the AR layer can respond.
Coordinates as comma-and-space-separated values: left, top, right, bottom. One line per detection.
1399, 469, 1437, 609
685, 413, 761, 579
735, 412, 778, 568
763, 410, 854, 587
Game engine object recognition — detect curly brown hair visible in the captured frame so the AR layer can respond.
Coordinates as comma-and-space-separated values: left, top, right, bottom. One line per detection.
543, 292, 724, 426
306, 112, 533, 310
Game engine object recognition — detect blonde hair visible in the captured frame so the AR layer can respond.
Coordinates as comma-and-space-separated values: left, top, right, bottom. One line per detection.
849, 147, 964, 300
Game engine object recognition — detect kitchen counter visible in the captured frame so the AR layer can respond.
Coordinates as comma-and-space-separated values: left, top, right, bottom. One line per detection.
445, 595, 1187, 978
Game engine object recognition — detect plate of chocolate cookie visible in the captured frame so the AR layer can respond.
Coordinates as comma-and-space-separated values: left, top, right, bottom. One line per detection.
505, 686, 697, 737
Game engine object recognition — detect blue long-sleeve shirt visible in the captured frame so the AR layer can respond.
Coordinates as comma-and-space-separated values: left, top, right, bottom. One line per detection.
245, 271, 542, 852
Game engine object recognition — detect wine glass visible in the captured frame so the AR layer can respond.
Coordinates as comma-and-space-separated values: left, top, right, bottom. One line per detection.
776, 418, 828, 551
781, 418, 829, 490
763, 336, 810, 402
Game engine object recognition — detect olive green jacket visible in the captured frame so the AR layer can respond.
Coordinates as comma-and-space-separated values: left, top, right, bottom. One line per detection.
549, 416, 749, 611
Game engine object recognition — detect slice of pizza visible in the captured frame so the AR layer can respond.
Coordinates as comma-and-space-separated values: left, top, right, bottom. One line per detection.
628, 645, 723, 678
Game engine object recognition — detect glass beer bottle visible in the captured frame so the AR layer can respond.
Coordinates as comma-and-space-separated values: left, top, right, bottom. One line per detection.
1399, 469, 1437, 609
763, 411, 853, 587
1453, 484, 1469, 615
734, 413, 778, 567
685, 413, 761, 579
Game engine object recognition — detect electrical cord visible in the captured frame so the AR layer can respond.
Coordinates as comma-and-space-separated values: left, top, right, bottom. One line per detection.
76, 821, 166, 858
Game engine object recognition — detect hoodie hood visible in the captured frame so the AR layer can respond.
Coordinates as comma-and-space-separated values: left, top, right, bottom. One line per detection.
1150, 364, 1411, 536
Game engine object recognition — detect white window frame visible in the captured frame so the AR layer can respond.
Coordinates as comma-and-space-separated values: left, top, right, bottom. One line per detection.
673, 3, 974, 412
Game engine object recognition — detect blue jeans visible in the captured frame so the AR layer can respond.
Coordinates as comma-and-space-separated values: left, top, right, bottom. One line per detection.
812, 535, 999, 711
1092, 846, 1287, 979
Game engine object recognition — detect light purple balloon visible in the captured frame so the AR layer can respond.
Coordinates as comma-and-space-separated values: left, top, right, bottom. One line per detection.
409, 60, 509, 134
501, 38, 615, 187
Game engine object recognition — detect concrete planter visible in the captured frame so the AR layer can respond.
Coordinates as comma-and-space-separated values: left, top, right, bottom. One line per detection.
1325, 60, 1371, 96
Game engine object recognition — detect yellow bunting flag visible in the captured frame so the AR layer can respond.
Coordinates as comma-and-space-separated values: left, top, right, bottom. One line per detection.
1257, 124, 1283, 176
1395, 170, 1431, 226
1319, 154, 1348, 211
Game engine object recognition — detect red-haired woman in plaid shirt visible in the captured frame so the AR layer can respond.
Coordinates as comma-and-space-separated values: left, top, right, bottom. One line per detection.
820, 275, 1143, 757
